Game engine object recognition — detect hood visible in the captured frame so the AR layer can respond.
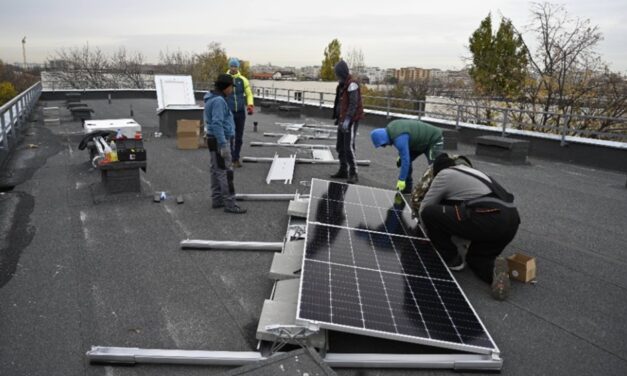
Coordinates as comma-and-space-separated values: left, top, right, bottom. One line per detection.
204, 91, 221, 102
334, 60, 349, 82
370, 128, 390, 148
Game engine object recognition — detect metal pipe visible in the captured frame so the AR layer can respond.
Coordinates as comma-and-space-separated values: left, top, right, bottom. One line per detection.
181, 240, 284, 251
86, 347, 502, 370
250, 142, 330, 149
242, 157, 371, 166
235, 193, 309, 201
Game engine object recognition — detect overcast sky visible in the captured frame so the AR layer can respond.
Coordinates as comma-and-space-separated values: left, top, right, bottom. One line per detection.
1, 0, 626, 72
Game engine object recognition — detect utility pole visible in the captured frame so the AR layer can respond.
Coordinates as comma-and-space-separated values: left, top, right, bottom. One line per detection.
22, 36, 27, 68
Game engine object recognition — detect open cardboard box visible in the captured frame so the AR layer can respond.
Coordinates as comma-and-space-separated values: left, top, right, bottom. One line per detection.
507, 253, 536, 282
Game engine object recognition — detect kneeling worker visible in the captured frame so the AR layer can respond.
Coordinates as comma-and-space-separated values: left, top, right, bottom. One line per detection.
370, 119, 443, 193
418, 154, 520, 300
203, 74, 246, 214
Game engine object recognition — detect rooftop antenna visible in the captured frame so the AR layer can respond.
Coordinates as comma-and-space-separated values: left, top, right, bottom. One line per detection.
21, 36, 27, 68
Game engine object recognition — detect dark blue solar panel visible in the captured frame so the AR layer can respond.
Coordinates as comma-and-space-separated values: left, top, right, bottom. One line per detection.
297, 179, 497, 353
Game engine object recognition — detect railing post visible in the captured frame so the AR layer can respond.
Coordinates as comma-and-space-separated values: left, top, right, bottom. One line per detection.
8, 106, 16, 139
301, 91, 305, 107
386, 95, 391, 119
319, 92, 324, 109
0, 113, 8, 150
455, 105, 461, 129
287, 89, 291, 104
501, 109, 509, 137
560, 114, 570, 147
274, 88, 277, 102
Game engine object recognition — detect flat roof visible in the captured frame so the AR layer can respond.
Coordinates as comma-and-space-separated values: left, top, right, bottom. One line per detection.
0, 97, 626, 375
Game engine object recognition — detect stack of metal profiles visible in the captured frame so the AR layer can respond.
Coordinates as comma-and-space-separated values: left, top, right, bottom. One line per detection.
297, 179, 499, 357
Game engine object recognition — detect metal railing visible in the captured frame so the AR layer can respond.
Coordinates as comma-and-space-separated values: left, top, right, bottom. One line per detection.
252, 85, 627, 145
1, 81, 42, 152
39, 78, 626, 145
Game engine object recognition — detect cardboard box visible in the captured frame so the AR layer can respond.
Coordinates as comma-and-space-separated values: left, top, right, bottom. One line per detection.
507, 253, 536, 282
177, 119, 201, 150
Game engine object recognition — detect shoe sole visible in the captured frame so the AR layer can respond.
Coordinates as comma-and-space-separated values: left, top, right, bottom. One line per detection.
448, 262, 465, 272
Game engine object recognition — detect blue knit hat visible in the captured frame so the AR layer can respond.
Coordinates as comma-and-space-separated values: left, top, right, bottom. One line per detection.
370, 128, 390, 148
228, 57, 240, 68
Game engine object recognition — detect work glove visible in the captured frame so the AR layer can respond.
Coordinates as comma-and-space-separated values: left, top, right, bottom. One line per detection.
396, 180, 406, 192
396, 157, 401, 168
341, 116, 351, 133
247, 104, 254, 115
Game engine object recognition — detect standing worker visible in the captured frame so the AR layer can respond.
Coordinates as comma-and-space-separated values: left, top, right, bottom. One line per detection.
226, 57, 254, 168
419, 154, 520, 300
330, 60, 364, 184
370, 119, 444, 193
204, 73, 247, 214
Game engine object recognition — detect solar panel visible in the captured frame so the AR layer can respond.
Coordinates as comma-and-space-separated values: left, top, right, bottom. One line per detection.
296, 179, 499, 355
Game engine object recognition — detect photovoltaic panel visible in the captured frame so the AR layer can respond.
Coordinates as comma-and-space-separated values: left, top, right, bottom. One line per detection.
296, 179, 499, 354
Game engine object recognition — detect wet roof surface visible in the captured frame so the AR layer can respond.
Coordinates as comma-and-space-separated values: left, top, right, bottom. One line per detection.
0, 97, 626, 376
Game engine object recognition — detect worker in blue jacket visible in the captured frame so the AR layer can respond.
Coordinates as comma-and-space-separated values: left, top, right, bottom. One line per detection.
203, 74, 246, 214
370, 119, 444, 193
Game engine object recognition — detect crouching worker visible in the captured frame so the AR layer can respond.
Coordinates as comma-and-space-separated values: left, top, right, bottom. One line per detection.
204, 74, 247, 214
418, 154, 520, 300
370, 119, 443, 193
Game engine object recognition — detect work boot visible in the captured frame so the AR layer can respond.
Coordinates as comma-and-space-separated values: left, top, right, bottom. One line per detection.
330, 169, 348, 179
224, 205, 247, 214
347, 172, 359, 184
232, 160, 242, 168
446, 254, 465, 271
212, 201, 225, 209
491, 257, 511, 301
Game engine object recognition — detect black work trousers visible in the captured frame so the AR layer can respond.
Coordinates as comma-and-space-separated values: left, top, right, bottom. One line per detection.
230, 110, 246, 162
336, 121, 359, 174
421, 202, 520, 283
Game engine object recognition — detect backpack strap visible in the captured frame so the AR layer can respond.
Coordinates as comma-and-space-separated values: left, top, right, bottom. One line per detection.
450, 167, 514, 203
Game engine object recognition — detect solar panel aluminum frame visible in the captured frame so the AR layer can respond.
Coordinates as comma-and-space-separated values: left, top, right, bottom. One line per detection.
296, 179, 501, 357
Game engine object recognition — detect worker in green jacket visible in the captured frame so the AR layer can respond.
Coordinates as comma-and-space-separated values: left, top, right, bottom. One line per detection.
370, 119, 444, 193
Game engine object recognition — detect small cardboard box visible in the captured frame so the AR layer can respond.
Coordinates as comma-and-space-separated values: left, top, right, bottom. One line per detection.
176, 119, 201, 150
507, 253, 536, 282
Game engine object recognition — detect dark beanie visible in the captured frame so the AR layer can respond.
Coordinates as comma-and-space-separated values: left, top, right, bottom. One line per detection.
334, 60, 349, 81
433, 153, 456, 176
214, 73, 233, 91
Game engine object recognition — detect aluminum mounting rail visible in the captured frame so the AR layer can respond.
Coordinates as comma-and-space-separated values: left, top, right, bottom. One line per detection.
235, 193, 310, 201
243, 156, 371, 166
264, 132, 336, 140
180, 240, 284, 251
86, 347, 503, 370
250, 142, 331, 149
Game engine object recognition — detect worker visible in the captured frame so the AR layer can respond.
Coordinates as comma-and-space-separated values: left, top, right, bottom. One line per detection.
330, 60, 364, 184
418, 153, 520, 300
203, 73, 247, 214
370, 119, 444, 193
225, 57, 254, 168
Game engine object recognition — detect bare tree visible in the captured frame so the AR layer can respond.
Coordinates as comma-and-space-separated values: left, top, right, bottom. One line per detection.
515, 2, 603, 128
110, 47, 146, 88
345, 47, 365, 79
158, 49, 194, 75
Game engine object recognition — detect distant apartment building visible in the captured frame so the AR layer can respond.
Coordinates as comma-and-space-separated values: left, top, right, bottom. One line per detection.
299, 65, 321, 80
362, 67, 387, 84
395, 67, 431, 82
